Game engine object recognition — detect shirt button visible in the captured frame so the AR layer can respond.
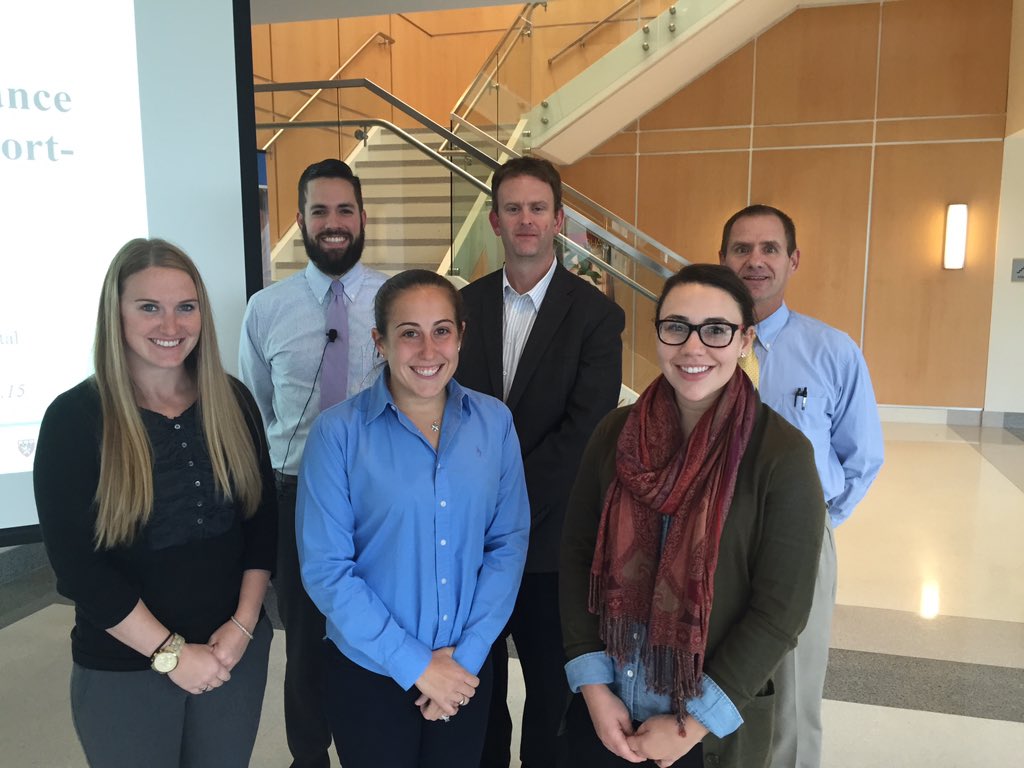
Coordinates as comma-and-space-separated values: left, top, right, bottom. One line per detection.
440, 500, 447, 508
440, 539, 447, 546
181, 442, 187, 448
197, 518, 203, 524
194, 480, 201, 487
174, 423, 181, 430
188, 461, 194, 467
625, 669, 634, 678
440, 578, 447, 585
197, 501, 203, 508
442, 614, 448, 621
633, 633, 639, 640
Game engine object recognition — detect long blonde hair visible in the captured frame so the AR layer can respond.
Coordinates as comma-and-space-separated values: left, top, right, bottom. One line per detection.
93, 238, 262, 548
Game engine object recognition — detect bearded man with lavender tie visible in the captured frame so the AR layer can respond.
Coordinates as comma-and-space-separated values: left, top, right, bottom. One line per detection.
240, 159, 386, 768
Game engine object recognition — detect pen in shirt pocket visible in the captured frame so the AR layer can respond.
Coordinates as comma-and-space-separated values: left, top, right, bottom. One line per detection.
794, 387, 808, 410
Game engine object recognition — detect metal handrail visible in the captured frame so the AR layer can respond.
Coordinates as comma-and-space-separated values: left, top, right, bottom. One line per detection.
449, 113, 687, 271
450, 3, 544, 124
548, 0, 638, 66
255, 117, 487, 193
260, 32, 394, 152
254, 78, 498, 169
438, 2, 543, 158
255, 80, 669, 294
254, 115, 654, 298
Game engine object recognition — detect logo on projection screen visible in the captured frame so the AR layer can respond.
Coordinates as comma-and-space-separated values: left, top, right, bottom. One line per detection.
17, 439, 35, 458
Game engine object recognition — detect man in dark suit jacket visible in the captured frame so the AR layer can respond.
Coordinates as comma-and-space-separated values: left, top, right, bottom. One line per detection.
457, 157, 624, 768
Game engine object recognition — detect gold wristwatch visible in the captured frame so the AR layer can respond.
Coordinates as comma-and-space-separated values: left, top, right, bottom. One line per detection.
150, 633, 185, 673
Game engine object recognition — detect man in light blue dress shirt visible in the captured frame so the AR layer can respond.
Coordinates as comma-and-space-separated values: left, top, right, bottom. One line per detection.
239, 159, 387, 768
720, 204, 884, 768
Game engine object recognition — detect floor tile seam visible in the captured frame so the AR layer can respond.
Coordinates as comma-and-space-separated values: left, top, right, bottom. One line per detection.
825, 648, 1024, 724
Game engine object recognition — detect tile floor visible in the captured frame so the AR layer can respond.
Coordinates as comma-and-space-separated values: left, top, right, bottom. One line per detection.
1, 421, 1021, 766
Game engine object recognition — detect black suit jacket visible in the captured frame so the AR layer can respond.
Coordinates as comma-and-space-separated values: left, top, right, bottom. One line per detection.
456, 264, 624, 573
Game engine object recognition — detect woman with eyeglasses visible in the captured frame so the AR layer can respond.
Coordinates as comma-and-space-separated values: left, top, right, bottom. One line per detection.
560, 263, 825, 768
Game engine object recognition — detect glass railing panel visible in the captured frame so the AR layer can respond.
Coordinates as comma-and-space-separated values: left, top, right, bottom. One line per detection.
556, 223, 661, 393
448, 169, 499, 283
493, 20, 533, 147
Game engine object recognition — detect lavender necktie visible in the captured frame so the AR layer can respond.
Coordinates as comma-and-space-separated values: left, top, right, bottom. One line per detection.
320, 279, 349, 410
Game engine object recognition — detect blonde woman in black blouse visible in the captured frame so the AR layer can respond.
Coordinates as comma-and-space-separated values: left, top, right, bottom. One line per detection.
34, 238, 277, 768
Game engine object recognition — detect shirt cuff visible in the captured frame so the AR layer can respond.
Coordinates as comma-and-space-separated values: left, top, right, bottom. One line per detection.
385, 634, 433, 692
451, 630, 488, 676
686, 674, 743, 738
565, 651, 615, 693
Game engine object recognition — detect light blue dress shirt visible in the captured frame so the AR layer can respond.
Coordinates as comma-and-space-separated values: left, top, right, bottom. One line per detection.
752, 303, 884, 526
296, 373, 530, 691
239, 261, 387, 474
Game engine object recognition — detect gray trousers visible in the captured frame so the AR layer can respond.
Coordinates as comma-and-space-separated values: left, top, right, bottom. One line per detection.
70, 613, 272, 768
770, 520, 836, 768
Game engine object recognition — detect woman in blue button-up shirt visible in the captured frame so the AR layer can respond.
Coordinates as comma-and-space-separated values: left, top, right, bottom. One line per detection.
297, 269, 530, 768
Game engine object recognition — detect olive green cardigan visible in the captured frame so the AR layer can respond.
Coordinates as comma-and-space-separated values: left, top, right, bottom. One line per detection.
560, 403, 825, 768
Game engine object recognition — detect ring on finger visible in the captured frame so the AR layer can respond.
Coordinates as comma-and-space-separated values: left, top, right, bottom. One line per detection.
441, 715, 450, 723
459, 696, 468, 706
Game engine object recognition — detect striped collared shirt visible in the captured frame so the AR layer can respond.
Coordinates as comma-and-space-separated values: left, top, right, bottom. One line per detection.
501, 258, 558, 400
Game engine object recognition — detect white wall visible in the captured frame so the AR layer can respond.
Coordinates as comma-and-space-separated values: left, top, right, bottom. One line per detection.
135, 0, 250, 374
985, 0, 1024, 416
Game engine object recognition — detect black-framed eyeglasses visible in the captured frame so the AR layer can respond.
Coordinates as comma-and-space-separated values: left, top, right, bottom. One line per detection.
655, 319, 742, 348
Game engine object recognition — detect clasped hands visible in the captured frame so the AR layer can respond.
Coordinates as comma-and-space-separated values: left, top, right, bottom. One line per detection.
582, 683, 709, 767
413, 647, 479, 722
168, 619, 251, 695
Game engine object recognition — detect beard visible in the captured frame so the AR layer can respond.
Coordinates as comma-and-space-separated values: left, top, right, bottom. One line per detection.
301, 223, 366, 277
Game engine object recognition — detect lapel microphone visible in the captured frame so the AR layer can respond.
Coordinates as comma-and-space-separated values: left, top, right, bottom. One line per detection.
326, 329, 338, 342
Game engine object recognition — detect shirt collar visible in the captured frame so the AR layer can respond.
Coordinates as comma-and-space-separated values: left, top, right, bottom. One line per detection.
502, 257, 558, 310
305, 260, 370, 305
753, 302, 791, 349
364, 367, 472, 425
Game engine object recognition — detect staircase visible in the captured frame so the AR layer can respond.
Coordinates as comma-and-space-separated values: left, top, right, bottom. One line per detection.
271, 127, 480, 280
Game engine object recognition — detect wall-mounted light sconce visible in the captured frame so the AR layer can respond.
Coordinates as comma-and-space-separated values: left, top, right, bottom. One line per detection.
943, 203, 968, 270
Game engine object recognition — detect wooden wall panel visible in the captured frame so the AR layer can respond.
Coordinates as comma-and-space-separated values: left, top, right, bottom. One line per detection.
755, 4, 879, 125
268, 20, 340, 82
753, 122, 873, 148
252, 25, 273, 81
877, 0, 1012, 118
637, 152, 749, 264
532, 23, 634, 98
562, 154, 639, 226
390, 15, 505, 127
875, 116, 1006, 143
640, 44, 754, 130
535, 0, 636, 28
401, 5, 520, 35
589, 130, 637, 155
864, 142, 1004, 407
639, 129, 748, 153
749, 147, 873, 341
1008, 0, 1024, 135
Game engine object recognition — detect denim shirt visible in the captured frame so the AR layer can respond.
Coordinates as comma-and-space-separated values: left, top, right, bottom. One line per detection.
564, 520, 743, 737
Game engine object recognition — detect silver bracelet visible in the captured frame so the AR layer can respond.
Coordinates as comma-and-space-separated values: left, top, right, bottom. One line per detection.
230, 615, 254, 641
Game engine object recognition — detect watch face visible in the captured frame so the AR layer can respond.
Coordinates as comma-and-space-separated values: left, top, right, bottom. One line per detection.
152, 651, 178, 674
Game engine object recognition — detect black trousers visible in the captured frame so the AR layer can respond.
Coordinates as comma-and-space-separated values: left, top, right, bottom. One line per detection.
481, 571, 570, 768
565, 694, 704, 768
323, 641, 494, 768
275, 474, 333, 768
